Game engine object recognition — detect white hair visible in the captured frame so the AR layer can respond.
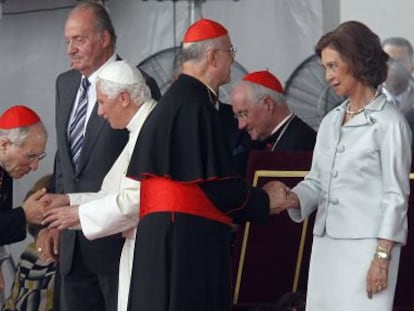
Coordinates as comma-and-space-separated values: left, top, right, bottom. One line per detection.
234, 80, 286, 104
181, 36, 225, 63
96, 78, 151, 106
0, 122, 47, 145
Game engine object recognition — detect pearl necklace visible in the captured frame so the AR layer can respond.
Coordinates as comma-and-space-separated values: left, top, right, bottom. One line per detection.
345, 90, 379, 118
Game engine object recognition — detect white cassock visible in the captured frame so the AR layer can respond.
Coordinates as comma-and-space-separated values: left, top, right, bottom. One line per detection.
68, 99, 156, 311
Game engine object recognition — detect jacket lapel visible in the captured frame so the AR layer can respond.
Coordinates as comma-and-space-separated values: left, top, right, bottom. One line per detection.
62, 75, 82, 129
61, 73, 82, 173
344, 94, 386, 127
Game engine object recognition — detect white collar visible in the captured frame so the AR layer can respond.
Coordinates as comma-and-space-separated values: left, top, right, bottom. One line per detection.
269, 113, 294, 135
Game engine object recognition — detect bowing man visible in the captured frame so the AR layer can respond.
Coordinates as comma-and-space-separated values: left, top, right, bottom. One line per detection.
0, 105, 48, 246
231, 70, 316, 152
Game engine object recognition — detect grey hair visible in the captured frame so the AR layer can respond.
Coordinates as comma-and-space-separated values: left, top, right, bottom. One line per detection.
382, 37, 413, 59
71, 1, 117, 46
235, 80, 286, 104
181, 37, 223, 63
0, 122, 46, 145
97, 78, 151, 105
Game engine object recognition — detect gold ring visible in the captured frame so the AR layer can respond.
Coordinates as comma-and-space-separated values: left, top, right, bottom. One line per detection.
37, 247, 42, 252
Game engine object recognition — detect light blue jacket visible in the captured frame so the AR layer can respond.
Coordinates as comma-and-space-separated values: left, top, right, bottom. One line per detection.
288, 94, 412, 244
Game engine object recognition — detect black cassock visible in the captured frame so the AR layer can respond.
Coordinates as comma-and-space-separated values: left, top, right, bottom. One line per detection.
126, 74, 269, 311
0, 168, 26, 246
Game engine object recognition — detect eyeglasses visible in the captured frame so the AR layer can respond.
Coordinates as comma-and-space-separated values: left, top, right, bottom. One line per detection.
233, 96, 267, 121
215, 46, 237, 57
9, 141, 47, 162
234, 111, 248, 121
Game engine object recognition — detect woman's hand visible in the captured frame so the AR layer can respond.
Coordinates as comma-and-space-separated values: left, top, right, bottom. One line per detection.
366, 254, 390, 298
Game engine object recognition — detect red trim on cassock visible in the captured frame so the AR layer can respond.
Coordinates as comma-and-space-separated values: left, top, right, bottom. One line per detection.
127, 172, 238, 183
140, 177, 233, 225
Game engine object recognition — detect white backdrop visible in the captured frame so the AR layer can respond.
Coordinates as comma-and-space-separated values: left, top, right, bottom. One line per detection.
0, 0, 324, 223
341, 0, 414, 47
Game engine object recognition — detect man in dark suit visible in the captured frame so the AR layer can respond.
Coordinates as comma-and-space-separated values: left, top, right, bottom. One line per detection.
231, 70, 316, 153
0, 105, 48, 246
382, 37, 414, 115
382, 37, 414, 151
39, 2, 160, 311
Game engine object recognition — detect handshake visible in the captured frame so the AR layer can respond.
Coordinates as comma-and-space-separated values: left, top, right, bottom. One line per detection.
20, 191, 76, 263
22, 190, 79, 230
262, 181, 300, 215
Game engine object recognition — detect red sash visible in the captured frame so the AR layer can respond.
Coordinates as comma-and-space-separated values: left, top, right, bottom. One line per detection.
140, 177, 232, 225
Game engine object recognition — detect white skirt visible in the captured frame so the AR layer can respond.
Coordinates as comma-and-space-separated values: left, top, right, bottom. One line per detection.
306, 234, 401, 311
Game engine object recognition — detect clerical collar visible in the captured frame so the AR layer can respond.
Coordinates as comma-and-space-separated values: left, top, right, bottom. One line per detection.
205, 84, 217, 97
269, 113, 294, 136
205, 84, 219, 109
266, 113, 295, 151
127, 101, 150, 133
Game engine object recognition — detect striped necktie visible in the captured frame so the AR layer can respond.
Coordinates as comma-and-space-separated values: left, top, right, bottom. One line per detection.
69, 77, 90, 168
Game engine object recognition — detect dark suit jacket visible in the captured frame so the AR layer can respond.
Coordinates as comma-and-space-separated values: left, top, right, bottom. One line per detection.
0, 207, 26, 246
398, 88, 414, 152
50, 67, 159, 275
0, 167, 13, 212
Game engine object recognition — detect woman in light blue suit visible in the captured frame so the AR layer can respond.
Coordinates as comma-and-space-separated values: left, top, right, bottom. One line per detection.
285, 21, 412, 311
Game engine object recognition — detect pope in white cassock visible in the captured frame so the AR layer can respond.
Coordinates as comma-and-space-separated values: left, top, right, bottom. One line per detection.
42, 60, 157, 311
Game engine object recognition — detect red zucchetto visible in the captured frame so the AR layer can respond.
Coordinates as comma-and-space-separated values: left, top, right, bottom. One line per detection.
0, 105, 41, 129
243, 70, 284, 94
183, 18, 228, 43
